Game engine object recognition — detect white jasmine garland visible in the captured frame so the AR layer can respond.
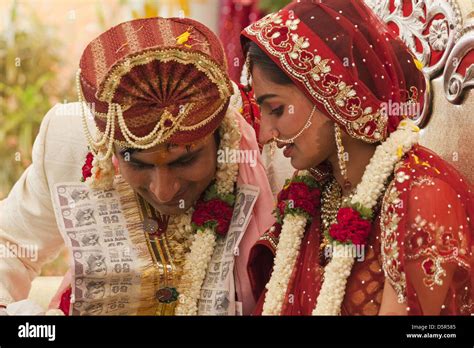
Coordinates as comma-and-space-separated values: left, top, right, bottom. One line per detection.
174, 107, 241, 315
350, 120, 420, 210
167, 208, 195, 270
170, 209, 194, 246
175, 228, 217, 315
85, 152, 116, 190
262, 213, 308, 315
313, 119, 419, 315
263, 120, 420, 316
312, 244, 355, 315
262, 170, 313, 315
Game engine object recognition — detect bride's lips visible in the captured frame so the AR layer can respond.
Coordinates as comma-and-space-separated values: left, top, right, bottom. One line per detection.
283, 144, 295, 157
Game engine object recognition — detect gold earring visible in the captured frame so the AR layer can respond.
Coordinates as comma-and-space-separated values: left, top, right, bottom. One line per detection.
270, 138, 277, 157
334, 124, 352, 191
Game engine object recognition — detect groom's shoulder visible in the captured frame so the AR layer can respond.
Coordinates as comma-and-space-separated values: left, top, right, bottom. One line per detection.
40, 102, 92, 144
38, 102, 91, 171
44, 102, 91, 127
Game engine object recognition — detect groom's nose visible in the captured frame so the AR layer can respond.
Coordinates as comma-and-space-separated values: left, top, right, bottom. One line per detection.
149, 167, 181, 204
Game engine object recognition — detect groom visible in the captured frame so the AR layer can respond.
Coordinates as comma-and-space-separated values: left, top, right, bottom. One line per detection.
0, 17, 274, 315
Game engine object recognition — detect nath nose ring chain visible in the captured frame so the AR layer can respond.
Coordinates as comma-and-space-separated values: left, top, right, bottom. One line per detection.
272, 105, 316, 144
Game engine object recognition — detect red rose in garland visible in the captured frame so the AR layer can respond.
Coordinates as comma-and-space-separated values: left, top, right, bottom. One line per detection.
277, 185, 290, 202
192, 198, 233, 236
328, 207, 371, 246
277, 200, 287, 217
274, 172, 322, 224
81, 152, 94, 181
286, 182, 321, 217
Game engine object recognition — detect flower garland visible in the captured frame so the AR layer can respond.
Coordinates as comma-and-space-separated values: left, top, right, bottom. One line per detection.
262, 119, 420, 315
262, 171, 321, 315
167, 208, 195, 275
175, 107, 240, 315
81, 106, 242, 315
81, 148, 116, 190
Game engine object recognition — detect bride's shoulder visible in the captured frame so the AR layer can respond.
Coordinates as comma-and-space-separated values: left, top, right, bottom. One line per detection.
379, 145, 472, 303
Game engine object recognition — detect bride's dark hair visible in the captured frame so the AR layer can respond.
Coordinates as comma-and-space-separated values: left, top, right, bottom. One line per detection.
246, 41, 293, 85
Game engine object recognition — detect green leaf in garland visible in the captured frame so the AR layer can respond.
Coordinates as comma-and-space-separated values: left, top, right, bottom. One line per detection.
220, 193, 236, 206
273, 206, 283, 225
192, 220, 218, 233
203, 183, 218, 201
203, 182, 235, 206
291, 174, 320, 189
284, 206, 312, 222
351, 202, 373, 220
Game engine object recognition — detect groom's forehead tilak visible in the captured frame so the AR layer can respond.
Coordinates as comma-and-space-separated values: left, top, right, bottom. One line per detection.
119, 134, 212, 165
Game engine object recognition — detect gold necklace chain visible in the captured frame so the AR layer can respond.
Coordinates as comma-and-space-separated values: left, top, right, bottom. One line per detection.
319, 178, 357, 263
320, 178, 343, 255
138, 196, 195, 313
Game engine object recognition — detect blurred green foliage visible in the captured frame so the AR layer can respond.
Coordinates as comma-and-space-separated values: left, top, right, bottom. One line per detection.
259, 0, 292, 13
0, 1, 74, 199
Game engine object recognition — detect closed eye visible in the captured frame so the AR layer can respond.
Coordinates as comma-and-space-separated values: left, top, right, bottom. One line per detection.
270, 105, 284, 117
127, 155, 198, 170
170, 155, 198, 168
128, 161, 154, 170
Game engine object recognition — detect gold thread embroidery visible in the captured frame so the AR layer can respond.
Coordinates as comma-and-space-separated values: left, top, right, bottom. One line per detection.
244, 11, 387, 143
115, 175, 160, 315
259, 232, 278, 251
90, 39, 107, 89
159, 19, 175, 46
380, 179, 407, 303
410, 175, 435, 189
99, 48, 231, 103
406, 214, 470, 287
121, 22, 141, 53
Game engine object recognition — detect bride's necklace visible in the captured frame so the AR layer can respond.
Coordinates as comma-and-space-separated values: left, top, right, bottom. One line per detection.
320, 179, 341, 261
320, 178, 357, 263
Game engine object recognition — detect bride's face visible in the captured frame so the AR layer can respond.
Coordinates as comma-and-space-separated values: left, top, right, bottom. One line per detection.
252, 65, 336, 170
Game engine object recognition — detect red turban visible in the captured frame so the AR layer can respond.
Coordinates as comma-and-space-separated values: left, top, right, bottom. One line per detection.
79, 17, 233, 149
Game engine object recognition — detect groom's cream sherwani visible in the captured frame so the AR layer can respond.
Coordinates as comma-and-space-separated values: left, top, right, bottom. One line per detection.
0, 95, 276, 315
0, 103, 91, 306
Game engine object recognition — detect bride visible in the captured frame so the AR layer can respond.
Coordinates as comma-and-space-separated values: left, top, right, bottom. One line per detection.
241, 0, 473, 315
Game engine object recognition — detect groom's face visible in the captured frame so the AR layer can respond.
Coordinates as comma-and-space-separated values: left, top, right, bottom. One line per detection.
252, 66, 336, 170
115, 134, 218, 215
